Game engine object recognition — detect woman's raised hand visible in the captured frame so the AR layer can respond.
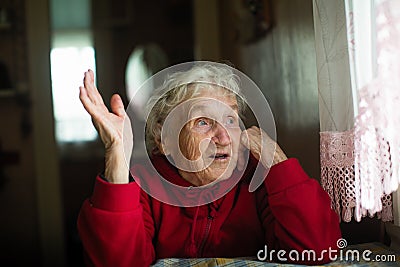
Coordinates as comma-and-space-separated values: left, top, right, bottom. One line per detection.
79, 69, 133, 184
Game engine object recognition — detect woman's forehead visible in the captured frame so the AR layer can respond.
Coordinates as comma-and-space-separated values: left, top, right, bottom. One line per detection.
163, 86, 239, 125
191, 95, 238, 113
194, 86, 238, 103
188, 97, 238, 112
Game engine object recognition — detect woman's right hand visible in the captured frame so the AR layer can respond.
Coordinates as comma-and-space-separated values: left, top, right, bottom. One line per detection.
79, 69, 133, 184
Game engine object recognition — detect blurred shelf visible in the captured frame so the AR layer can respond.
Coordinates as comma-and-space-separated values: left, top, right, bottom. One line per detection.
0, 23, 11, 30
0, 89, 15, 98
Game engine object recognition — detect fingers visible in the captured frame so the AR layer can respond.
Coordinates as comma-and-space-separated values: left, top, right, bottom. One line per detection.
247, 126, 262, 138
83, 69, 104, 105
246, 126, 283, 168
238, 126, 269, 169
79, 85, 95, 115
242, 126, 261, 151
237, 130, 250, 171
237, 143, 245, 171
110, 94, 126, 117
78, 70, 133, 156
240, 129, 251, 149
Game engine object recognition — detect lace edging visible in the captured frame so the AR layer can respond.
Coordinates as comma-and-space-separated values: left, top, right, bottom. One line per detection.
320, 130, 393, 222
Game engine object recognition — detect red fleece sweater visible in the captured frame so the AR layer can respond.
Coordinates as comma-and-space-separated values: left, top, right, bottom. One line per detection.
78, 156, 341, 267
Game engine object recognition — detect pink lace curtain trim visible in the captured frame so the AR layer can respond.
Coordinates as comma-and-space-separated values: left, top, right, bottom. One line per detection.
320, 131, 393, 222
320, 0, 400, 222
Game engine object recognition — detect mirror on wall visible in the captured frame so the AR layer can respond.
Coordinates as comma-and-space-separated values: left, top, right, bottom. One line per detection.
125, 43, 169, 120
125, 43, 169, 158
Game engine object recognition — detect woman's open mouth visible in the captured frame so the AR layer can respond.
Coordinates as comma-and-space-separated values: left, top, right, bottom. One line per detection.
210, 153, 230, 161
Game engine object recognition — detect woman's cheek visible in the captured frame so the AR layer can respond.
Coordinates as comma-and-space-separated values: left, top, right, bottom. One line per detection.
179, 131, 201, 160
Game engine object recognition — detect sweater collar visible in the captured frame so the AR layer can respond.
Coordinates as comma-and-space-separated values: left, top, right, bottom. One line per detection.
151, 154, 195, 187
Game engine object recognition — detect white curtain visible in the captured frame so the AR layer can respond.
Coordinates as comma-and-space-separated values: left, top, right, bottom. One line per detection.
314, 0, 400, 222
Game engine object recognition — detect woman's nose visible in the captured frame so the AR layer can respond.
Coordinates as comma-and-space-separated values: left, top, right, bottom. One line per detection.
211, 123, 231, 145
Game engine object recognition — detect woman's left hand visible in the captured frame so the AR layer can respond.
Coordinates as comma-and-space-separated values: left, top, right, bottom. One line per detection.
237, 126, 287, 171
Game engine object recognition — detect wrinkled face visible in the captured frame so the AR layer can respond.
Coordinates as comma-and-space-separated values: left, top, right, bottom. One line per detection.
161, 87, 242, 186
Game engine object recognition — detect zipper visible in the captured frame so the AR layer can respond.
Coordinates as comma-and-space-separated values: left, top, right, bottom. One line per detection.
198, 214, 214, 257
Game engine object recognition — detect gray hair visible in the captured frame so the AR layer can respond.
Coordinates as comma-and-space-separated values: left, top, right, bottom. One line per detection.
145, 63, 246, 154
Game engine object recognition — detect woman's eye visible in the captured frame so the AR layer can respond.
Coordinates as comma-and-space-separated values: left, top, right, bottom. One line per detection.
196, 119, 209, 127
226, 117, 237, 126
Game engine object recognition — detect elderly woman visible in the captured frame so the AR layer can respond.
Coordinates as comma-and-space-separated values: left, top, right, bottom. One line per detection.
77, 63, 341, 267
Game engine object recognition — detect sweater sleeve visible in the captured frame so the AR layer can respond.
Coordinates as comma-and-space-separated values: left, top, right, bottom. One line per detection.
258, 158, 341, 264
77, 175, 155, 267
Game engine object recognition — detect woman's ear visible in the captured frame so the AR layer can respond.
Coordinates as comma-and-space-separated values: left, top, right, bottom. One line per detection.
155, 122, 169, 155
155, 137, 168, 155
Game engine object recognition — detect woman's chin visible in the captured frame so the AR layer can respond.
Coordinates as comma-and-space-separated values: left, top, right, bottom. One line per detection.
204, 165, 236, 184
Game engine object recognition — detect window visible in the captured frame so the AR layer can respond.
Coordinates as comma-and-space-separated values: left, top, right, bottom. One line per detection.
50, 31, 97, 143
50, 0, 96, 144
